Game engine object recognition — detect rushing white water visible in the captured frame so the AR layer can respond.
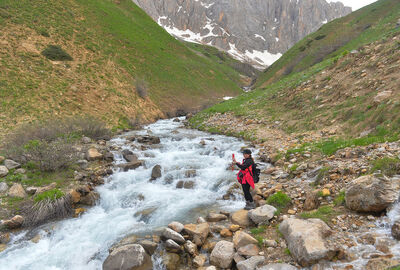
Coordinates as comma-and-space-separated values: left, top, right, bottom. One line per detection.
0, 118, 250, 270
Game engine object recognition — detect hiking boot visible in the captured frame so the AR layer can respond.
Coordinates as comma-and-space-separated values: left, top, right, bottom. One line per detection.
244, 201, 251, 210
244, 201, 255, 210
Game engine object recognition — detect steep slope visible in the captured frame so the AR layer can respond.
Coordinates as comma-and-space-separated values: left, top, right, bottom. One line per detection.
133, 0, 351, 69
255, 0, 400, 87
189, 0, 400, 150
0, 0, 243, 131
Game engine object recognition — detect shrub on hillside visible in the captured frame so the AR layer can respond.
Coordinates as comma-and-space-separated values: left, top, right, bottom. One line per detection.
41, 45, 73, 61
135, 78, 148, 98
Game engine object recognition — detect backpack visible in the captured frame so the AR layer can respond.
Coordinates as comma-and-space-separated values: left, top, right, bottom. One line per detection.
251, 163, 261, 183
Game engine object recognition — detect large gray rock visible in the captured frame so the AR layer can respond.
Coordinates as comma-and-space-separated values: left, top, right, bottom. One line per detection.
257, 263, 299, 270
133, 0, 351, 69
4, 159, 20, 170
279, 218, 337, 267
103, 244, 152, 270
345, 174, 400, 213
248, 204, 277, 224
8, 183, 27, 198
162, 228, 185, 244
237, 256, 264, 270
0, 166, 8, 177
210, 240, 235, 269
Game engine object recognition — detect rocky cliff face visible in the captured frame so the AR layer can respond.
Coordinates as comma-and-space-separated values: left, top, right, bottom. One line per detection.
133, 0, 351, 69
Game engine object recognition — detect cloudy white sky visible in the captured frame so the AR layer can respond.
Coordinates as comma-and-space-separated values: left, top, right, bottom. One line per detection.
328, 0, 378, 11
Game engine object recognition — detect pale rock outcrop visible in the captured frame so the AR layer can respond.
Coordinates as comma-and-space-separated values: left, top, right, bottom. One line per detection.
345, 174, 400, 213
279, 218, 337, 267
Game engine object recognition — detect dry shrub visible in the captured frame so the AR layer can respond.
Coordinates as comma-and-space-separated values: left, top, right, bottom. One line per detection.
24, 194, 73, 227
135, 78, 148, 98
21, 139, 78, 171
1, 116, 110, 170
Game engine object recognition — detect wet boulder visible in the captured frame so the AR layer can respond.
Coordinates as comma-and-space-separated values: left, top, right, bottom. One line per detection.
176, 180, 195, 189
122, 149, 138, 163
79, 191, 100, 206
117, 160, 144, 172
392, 221, 400, 240
248, 204, 277, 225
345, 174, 399, 213
162, 228, 185, 244
210, 240, 235, 269
137, 135, 160, 145
150, 165, 162, 181
185, 169, 197, 178
103, 244, 152, 270
279, 218, 337, 267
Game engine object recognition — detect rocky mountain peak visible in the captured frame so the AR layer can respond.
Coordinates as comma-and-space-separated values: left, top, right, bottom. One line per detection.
133, 0, 352, 69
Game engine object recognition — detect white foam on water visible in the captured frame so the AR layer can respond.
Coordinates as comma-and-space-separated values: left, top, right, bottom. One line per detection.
0, 118, 249, 270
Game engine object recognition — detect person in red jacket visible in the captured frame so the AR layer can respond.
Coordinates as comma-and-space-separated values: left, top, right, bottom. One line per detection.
233, 149, 256, 210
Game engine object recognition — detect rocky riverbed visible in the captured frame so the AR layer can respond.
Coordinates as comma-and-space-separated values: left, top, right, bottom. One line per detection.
1, 117, 400, 270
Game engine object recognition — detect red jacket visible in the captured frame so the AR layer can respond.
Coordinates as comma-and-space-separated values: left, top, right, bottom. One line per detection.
236, 158, 255, 189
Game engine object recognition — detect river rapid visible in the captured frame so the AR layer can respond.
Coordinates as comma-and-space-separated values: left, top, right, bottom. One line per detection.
0, 118, 250, 270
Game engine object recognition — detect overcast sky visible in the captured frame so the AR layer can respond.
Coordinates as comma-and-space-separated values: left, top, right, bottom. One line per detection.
328, 0, 378, 10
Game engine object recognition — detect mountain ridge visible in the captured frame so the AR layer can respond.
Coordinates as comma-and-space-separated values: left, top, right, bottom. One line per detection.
133, 0, 352, 69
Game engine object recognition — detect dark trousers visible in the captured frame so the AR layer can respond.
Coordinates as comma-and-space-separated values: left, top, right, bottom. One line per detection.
241, 183, 253, 202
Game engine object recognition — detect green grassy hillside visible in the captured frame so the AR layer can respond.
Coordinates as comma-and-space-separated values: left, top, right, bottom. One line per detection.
0, 0, 243, 132
190, 0, 400, 150
255, 0, 400, 88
